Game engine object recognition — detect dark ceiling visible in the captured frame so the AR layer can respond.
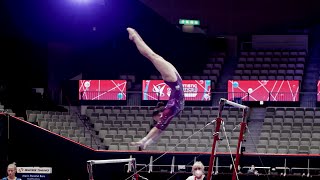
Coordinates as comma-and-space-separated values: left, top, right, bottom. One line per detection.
139, 0, 320, 35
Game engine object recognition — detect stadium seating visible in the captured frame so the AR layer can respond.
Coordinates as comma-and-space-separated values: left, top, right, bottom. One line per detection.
12, 46, 315, 154
85, 105, 320, 154
0, 102, 17, 117
21, 99, 320, 154
88, 105, 242, 152
233, 50, 307, 81
119, 74, 136, 90
200, 52, 226, 85
26, 110, 101, 149
257, 107, 320, 154
149, 52, 226, 88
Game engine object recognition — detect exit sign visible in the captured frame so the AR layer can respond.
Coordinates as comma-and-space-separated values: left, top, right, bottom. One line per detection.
179, 19, 200, 26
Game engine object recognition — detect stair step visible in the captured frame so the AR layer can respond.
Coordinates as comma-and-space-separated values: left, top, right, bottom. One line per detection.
306, 67, 318, 71
211, 57, 238, 106
300, 50, 319, 107
305, 78, 318, 81
302, 88, 317, 91
304, 79, 317, 82
244, 108, 266, 153
307, 73, 318, 77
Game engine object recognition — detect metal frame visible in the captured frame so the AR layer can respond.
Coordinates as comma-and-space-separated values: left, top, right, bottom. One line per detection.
207, 98, 249, 180
87, 158, 138, 180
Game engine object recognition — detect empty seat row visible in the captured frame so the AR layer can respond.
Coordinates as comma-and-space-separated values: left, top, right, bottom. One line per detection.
267, 115, 320, 120
260, 130, 320, 138
26, 110, 69, 115
150, 74, 219, 84
239, 57, 306, 64
235, 69, 304, 76
36, 114, 75, 119
36, 117, 78, 125
204, 55, 225, 76
259, 137, 320, 146
98, 128, 149, 139
47, 124, 82, 132
51, 129, 87, 136
262, 122, 320, 130
202, 69, 221, 75
40, 121, 79, 128
232, 75, 302, 81
200, 74, 219, 83
183, 75, 218, 81
94, 121, 151, 131
119, 74, 136, 83
207, 57, 225, 64
107, 142, 218, 152
263, 123, 320, 131
257, 145, 318, 154
205, 63, 223, 70
266, 108, 320, 116
146, 143, 214, 152
98, 123, 237, 152
263, 118, 320, 126
265, 116, 320, 123
151, 74, 219, 82
267, 107, 319, 110
240, 51, 307, 57
90, 114, 243, 125
104, 134, 215, 145
179, 74, 219, 84
87, 105, 238, 111
28, 114, 76, 123
92, 117, 242, 132
87, 108, 243, 118
116, 143, 237, 153
237, 63, 304, 70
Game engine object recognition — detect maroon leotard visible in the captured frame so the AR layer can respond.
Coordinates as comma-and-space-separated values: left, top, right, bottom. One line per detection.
155, 73, 185, 130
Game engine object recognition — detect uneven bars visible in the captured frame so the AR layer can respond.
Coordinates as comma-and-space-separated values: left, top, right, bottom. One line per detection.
87, 158, 136, 165
220, 98, 248, 109
208, 98, 249, 180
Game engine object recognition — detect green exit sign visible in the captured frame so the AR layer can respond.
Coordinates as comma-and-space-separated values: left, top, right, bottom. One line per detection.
179, 19, 200, 26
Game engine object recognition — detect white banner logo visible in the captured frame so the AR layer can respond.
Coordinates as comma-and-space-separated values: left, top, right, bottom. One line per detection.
152, 83, 167, 97
17, 167, 52, 174
183, 84, 198, 97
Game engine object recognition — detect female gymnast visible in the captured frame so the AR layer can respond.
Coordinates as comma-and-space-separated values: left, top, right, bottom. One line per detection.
127, 27, 185, 149
2, 162, 22, 180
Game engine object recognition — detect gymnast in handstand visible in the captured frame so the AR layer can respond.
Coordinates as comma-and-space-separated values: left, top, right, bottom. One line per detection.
127, 27, 185, 149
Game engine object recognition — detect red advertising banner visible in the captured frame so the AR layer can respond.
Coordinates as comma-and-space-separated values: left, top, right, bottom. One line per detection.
228, 80, 300, 102
142, 80, 211, 101
78, 80, 127, 100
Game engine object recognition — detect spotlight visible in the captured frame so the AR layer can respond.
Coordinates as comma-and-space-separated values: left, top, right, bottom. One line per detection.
72, 0, 90, 4
70, 0, 105, 5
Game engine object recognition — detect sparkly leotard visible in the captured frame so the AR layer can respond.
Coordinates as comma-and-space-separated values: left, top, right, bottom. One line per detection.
155, 73, 185, 130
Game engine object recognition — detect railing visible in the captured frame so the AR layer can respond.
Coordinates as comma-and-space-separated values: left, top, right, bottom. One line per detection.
77, 91, 319, 107
64, 95, 102, 149
124, 163, 320, 177
3, 113, 320, 180
74, 112, 101, 149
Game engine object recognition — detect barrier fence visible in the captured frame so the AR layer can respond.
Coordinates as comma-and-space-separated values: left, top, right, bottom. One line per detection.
2, 114, 320, 180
